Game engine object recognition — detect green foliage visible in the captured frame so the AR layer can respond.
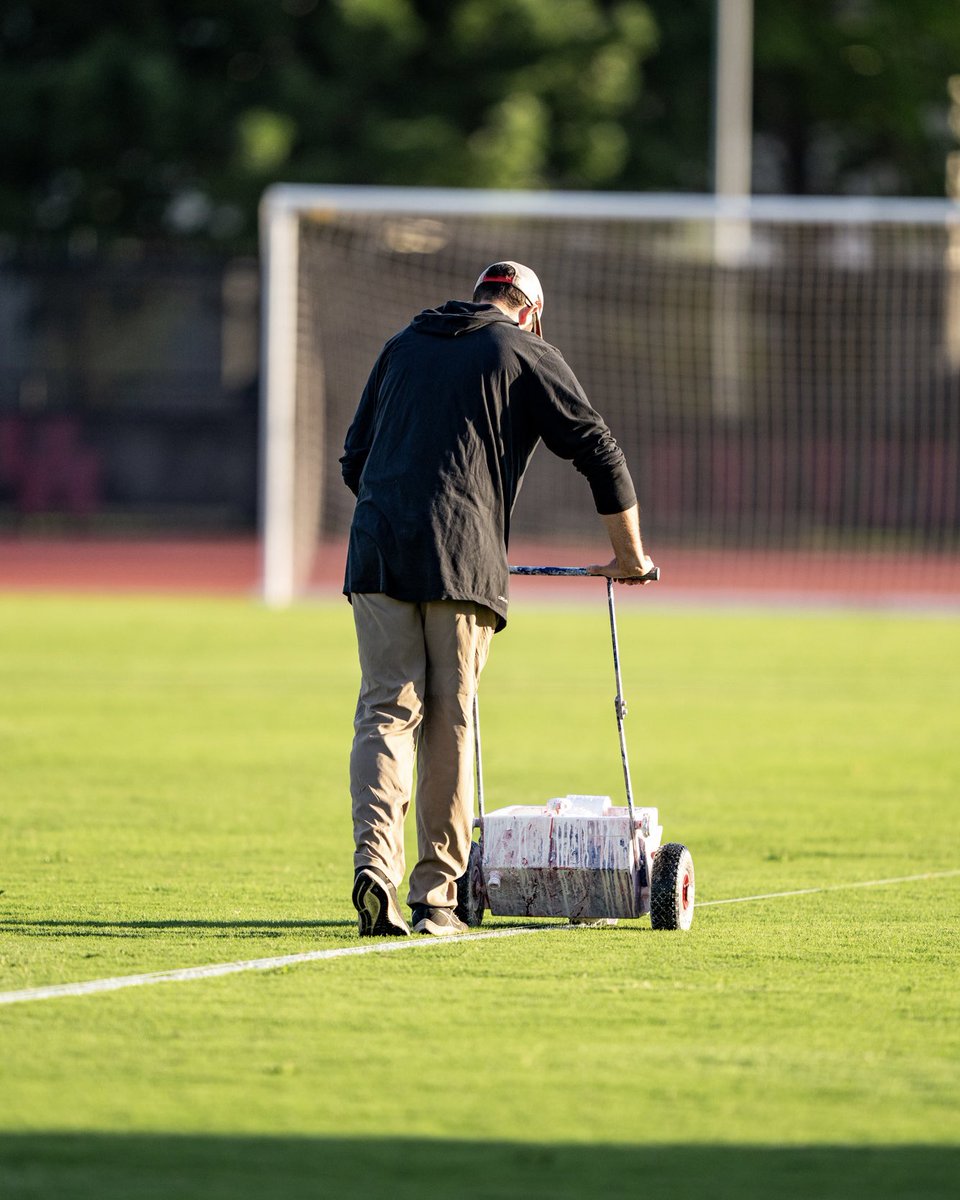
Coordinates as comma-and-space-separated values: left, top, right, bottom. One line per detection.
751, 0, 960, 195
0, 0, 657, 247
2, 1, 959, 248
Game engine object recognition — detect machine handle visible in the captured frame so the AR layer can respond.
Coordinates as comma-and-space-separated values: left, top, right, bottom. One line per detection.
510, 564, 660, 582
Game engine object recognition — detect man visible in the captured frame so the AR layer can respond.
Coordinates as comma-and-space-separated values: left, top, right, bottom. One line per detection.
341, 261, 655, 938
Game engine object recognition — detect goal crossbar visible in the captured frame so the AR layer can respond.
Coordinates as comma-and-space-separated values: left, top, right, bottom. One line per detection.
263, 184, 960, 226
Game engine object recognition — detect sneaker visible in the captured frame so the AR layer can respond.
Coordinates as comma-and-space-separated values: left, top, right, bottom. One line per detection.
352, 867, 410, 937
410, 904, 469, 937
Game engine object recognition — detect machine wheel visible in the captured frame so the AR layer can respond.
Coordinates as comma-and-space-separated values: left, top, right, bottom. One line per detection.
650, 843, 695, 931
455, 841, 485, 927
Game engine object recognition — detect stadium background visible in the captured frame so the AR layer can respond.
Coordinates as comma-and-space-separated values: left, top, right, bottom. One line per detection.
1, 0, 959, 606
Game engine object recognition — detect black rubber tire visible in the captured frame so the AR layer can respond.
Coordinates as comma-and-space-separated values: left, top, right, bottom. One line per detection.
650, 843, 695, 931
455, 841, 485, 927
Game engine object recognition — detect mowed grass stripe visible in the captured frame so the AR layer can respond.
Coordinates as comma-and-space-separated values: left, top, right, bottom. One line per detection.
3, 868, 957, 1007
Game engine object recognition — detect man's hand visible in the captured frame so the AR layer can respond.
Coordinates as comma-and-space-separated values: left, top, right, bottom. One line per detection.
588, 556, 658, 586
594, 506, 657, 585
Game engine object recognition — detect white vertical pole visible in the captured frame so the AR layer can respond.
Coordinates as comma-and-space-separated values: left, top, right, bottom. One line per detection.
712, 0, 754, 419
259, 196, 300, 606
713, 0, 754, 200
945, 76, 960, 369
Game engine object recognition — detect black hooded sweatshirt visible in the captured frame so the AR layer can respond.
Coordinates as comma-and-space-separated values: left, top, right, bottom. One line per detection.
340, 300, 636, 630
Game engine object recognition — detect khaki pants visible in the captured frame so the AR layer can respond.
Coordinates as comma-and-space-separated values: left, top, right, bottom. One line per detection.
349, 593, 496, 909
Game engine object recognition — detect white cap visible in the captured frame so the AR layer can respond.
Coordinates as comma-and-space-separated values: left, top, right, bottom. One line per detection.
474, 261, 544, 336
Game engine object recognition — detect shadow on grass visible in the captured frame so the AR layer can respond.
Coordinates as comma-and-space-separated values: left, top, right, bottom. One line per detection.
0, 918, 562, 939
0, 919, 355, 938
0, 1134, 957, 1200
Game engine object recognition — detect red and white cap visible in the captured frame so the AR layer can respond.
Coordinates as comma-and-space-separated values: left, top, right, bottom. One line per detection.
474, 260, 544, 336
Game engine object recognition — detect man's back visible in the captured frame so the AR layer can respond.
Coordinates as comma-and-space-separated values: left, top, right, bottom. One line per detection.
341, 299, 635, 629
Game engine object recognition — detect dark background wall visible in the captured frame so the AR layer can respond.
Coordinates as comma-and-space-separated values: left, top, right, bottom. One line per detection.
0, 251, 258, 531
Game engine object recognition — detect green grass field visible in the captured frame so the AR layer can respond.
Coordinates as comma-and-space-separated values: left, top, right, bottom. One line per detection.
1, 591, 958, 1199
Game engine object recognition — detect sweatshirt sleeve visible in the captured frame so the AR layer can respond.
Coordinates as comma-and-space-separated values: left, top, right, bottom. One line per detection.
340, 353, 383, 496
528, 347, 637, 515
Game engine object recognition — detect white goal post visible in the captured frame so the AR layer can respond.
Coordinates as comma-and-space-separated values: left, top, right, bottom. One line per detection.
259, 185, 960, 605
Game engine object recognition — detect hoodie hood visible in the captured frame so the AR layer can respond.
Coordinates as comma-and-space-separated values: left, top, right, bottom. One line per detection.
411, 300, 519, 338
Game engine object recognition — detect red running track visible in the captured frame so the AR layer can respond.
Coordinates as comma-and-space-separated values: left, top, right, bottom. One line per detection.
1, 536, 958, 608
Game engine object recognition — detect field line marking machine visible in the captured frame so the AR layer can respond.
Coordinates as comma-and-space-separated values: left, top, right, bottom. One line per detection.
456, 565, 695, 933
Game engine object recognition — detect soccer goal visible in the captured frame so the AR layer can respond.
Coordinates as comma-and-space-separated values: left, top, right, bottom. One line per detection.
259, 185, 960, 605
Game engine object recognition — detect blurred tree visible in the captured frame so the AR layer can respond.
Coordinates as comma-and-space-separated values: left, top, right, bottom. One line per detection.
622, 1, 714, 191
750, 0, 960, 196
621, 0, 960, 197
1, 0, 958, 252
0, 0, 658, 249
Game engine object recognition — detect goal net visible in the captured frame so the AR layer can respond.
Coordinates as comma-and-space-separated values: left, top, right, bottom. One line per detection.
260, 186, 960, 605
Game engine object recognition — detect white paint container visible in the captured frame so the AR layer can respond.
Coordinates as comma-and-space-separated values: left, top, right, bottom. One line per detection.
481, 796, 663, 920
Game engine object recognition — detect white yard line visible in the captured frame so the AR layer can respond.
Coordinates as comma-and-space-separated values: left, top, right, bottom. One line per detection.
2, 868, 958, 1007
695, 868, 960, 908
0, 926, 546, 1007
